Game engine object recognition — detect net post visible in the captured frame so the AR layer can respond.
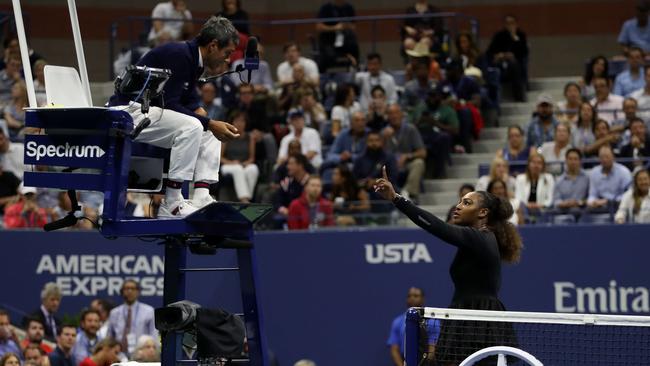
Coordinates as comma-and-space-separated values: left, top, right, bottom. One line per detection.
404, 307, 421, 366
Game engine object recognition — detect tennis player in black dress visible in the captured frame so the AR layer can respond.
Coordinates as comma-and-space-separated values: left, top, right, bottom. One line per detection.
374, 166, 523, 365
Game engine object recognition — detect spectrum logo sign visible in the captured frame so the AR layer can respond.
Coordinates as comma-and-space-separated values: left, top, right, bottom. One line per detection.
25, 141, 106, 161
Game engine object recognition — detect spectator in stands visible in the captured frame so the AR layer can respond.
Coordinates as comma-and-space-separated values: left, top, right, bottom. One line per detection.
588, 145, 632, 210
353, 130, 398, 198
387, 287, 440, 366
48, 325, 76, 366
615, 168, 650, 223
4, 184, 49, 229
4, 80, 27, 142
132, 335, 159, 362
71, 310, 102, 366
366, 85, 389, 132
199, 83, 224, 120
630, 65, 650, 123
515, 154, 555, 219
552, 148, 589, 221
486, 14, 529, 102
526, 93, 559, 148
411, 86, 455, 178
278, 109, 322, 169
0, 127, 23, 180
323, 111, 369, 177
90, 299, 114, 339
0, 158, 20, 212
0, 310, 20, 358
315, 0, 360, 71
613, 97, 640, 147
295, 88, 326, 132
590, 77, 624, 125
330, 83, 361, 139
556, 82, 582, 125
402, 60, 434, 112
23, 344, 46, 366
0, 354, 19, 366
277, 42, 319, 87
273, 154, 311, 221
220, 111, 259, 203
619, 117, 650, 170
497, 125, 529, 175
539, 122, 572, 175
618, 0, 650, 54
614, 47, 646, 97
0, 55, 21, 109
401, 1, 443, 59
571, 103, 597, 152
383, 104, 427, 202
78, 338, 121, 366
215, 0, 250, 35
356, 53, 397, 111
487, 179, 524, 226
437, 58, 481, 104
454, 31, 485, 77
26, 282, 62, 342
107, 280, 157, 357
287, 175, 332, 230
211, 61, 238, 111
580, 55, 609, 100
475, 157, 516, 193
147, 0, 193, 44
278, 63, 319, 112
582, 119, 621, 160
232, 84, 277, 163
446, 183, 474, 223
272, 140, 315, 186
329, 164, 370, 226
33, 59, 47, 107
20, 318, 52, 354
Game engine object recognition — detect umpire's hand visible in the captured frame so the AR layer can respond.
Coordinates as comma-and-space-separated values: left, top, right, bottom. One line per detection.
208, 120, 240, 141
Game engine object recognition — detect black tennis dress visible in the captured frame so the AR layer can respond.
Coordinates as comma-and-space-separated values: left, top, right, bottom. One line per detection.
394, 196, 518, 365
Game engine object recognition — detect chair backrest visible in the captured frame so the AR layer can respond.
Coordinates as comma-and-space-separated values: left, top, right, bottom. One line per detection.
44, 65, 91, 107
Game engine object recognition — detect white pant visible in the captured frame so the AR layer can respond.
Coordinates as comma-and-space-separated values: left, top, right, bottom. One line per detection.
120, 104, 221, 183
220, 164, 259, 200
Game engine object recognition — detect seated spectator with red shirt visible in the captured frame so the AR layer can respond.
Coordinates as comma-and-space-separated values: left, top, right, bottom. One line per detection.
20, 318, 52, 354
287, 175, 334, 230
4, 184, 48, 229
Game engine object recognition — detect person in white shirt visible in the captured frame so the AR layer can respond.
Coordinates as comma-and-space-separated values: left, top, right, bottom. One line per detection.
355, 52, 397, 111
629, 65, 650, 124
330, 83, 361, 138
148, 0, 193, 44
276, 42, 319, 87
475, 157, 516, 195
590, 77, 625, 125
277, 109, 323, 168
615, 168, 650, 223
539, 122, 572, 175
515, 154, 555, 217
0, 126, 24, 179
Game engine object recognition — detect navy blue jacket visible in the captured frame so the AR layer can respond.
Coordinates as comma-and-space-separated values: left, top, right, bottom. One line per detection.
109, 39, 210, 129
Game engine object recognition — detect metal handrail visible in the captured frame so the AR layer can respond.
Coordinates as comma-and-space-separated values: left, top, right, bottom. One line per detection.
108, 12, 479, 80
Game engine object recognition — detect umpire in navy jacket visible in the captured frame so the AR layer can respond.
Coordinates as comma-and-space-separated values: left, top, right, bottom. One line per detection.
110, 16, 241, 218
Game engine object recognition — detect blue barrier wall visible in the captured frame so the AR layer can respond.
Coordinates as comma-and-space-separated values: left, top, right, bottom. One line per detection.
1, 225, 649, 365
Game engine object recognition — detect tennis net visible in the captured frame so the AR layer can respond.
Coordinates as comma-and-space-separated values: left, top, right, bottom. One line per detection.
404, 307, 650, 365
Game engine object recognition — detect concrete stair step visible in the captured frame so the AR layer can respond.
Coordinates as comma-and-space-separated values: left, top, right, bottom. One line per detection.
473, 139, 504, 153
498, 114, 529, 127
529, 76, 579, 91
424, 178, 477, 192
480, 127, 509, 140
451, 153, 495, 165
420, 191, 459, 206
446, 165, 480, 179
500, 102, 536, 116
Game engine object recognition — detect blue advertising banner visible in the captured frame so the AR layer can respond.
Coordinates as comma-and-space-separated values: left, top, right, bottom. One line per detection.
1, 225, 649, 365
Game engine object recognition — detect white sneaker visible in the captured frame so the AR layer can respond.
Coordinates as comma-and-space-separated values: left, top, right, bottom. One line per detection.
158, 199, 200, 218
191, 195, 217, 209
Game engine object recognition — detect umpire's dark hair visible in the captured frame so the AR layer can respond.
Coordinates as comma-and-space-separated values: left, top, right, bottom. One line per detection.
196, 16, 240, 48
475, 191, 523, 263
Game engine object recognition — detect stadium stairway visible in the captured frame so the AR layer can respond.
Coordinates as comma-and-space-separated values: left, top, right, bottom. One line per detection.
414, 76, 579, 223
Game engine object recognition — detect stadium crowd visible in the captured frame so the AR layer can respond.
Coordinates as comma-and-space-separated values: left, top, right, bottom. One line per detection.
0, 0, 649, 233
